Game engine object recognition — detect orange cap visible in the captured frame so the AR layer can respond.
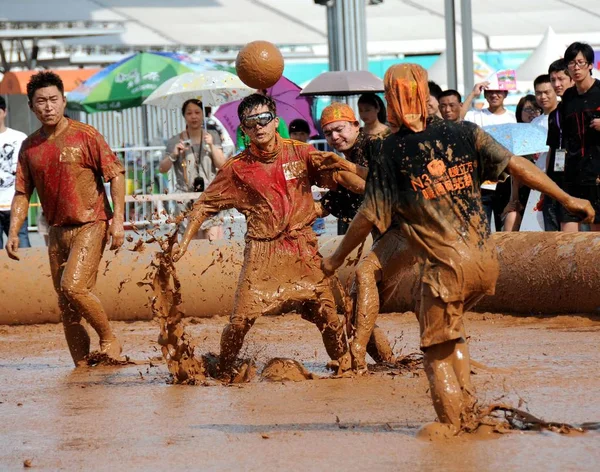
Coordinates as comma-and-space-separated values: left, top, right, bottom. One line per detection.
320, 102, 358, 128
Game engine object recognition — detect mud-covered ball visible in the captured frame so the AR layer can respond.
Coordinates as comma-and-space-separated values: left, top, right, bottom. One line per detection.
235, 40, 284, 90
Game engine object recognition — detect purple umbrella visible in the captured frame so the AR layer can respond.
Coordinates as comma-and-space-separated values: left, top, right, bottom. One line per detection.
214, 76, 319, 140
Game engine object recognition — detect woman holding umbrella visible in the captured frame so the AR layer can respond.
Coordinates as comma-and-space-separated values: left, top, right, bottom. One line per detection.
502, 95, 543, 231
159, 99, 226, 240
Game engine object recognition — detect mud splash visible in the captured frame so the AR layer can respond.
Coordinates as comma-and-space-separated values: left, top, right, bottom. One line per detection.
143, 232, 325, 385
460, 402, 590, 436
144, 231, 206, 384
83, 352, 132, 367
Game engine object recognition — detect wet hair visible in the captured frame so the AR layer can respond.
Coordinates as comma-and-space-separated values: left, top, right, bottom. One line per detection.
428, 81, 443, 101
289, 118, 310, 134
357, 93, 387, 124
181, 99, 203, 116
237, 93, 277, 121
533, 74, 551, 89
548, 59, 569, 76
26, 71, 64, 102
516, 94, 540, 123
439, 89, 462, 102
564, 42, 594, 66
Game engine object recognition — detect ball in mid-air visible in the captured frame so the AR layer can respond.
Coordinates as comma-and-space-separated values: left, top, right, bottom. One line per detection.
235, 40, 284, 90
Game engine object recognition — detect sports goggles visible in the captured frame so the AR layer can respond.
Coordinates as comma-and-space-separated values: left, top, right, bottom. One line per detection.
241, 111, 275, 129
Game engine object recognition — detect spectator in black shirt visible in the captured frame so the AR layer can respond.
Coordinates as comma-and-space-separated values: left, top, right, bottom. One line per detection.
543, 59, 574, 231
556, 42, 600, 231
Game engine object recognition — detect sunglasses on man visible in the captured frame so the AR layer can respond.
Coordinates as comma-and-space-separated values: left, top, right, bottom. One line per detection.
241, 111, 275, 129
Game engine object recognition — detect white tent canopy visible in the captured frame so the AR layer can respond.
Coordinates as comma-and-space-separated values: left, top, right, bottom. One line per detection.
517, 27, 568, 85
2, 1, 600, 63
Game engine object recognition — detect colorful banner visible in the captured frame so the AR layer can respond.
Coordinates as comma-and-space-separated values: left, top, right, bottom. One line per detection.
495, 69, 517, 91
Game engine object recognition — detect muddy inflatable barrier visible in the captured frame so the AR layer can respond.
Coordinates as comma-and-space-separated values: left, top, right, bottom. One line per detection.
1, 232, 599, 325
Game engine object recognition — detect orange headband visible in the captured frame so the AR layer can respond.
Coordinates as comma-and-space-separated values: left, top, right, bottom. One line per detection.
320, 102, 358, 128
384, 63, 429, 133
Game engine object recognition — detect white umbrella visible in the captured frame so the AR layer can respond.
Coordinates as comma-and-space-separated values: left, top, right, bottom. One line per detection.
143, 70, 255, 109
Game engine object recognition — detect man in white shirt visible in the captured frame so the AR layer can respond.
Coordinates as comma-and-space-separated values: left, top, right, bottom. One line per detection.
0, 97, 30, 248
463, 83, 516, 126
463, 82, 516, 230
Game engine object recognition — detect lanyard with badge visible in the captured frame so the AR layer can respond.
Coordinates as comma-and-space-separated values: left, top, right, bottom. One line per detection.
554, 111, 566, 172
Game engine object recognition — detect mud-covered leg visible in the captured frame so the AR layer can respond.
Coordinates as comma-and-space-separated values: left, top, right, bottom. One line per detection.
452, 294, 484, 406
61, 302, 91, 366
60, 222, 121, 358
49, 228, 90, 366
452, 339, 475, 407
352, 230, 414, 369
417, 284, 472, 438
351, 256, 382, 372
423, 340, 464, 429
302, 286, 350, 372
366, 326, 395, 363
219, 314, 255, 374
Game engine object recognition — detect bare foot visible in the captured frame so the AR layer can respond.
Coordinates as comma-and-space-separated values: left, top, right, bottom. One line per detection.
99, 337, 123, 360
337, 352, 352, 373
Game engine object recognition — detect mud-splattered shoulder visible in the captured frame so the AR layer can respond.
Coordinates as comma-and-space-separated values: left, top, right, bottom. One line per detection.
282, 138, 317, 152
223, 150, 248, 170
19, 129, 43, 153
455, 120, 479, 134
69, 119, 104, 140
281, 139, 318, 162
21, 129, 41, 145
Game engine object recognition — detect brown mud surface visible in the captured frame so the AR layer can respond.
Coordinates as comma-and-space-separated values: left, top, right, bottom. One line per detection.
1, 312, 599, 470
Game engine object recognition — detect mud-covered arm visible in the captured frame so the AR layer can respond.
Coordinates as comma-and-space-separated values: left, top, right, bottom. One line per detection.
6, 193, 29, 261
173, 164, 239, 261
461, 82, 489, 121
309, 151, 369, 180
332, 170, 366, 194
108, 173, 125, 250
474, 126, 594, 222
322, 212, 374, 276
322, 153, 395, 275
89, 132, 126, 249
507, 156, 594, 222
6, 153, 34, 260
314, 201, 328, 218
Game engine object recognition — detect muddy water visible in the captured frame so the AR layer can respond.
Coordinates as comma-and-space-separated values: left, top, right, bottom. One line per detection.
0, 312, 598, 470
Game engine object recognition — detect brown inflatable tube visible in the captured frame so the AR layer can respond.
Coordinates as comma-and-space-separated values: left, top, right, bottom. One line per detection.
0, 240, 244, 325
323, 232, 600, 315
1, 232, 599, 325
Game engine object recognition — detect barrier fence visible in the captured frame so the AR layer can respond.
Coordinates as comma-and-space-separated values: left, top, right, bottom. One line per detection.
27, 139, 332, 230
